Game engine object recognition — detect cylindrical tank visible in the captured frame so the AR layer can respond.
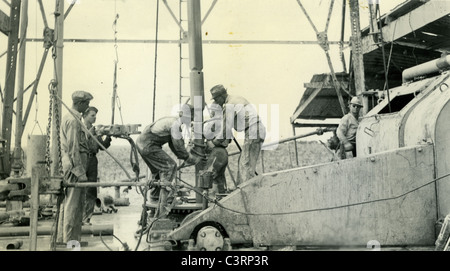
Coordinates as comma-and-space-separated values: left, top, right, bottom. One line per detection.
26, 135, 46, 176
357, 72, 450, 218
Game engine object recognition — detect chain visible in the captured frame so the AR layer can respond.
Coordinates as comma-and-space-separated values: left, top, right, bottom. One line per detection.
45, 82, 55, 174
53, 88, 64, 176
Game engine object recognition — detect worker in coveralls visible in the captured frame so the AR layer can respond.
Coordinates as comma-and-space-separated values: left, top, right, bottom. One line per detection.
209, 84, 266, 185
136, 104, 200, 217
82, 106, 112, 225
204, 109, 230, 198
57, 90, 93, 243
336, 96, 363, 159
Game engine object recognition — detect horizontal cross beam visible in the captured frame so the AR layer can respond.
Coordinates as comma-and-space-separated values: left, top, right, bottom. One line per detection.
26, 38, 349, 45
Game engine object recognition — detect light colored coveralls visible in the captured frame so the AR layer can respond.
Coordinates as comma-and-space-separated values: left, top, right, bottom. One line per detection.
336, 113, 359, 158
57, 109, 89, 243
215, 94, 266, 185
136, 116, 190, 201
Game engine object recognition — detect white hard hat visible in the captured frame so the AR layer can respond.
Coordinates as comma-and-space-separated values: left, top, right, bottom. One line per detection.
350, 96, 363, 107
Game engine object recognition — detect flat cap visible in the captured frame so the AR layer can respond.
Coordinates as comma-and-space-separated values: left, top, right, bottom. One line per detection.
72, 90, 93, 102
210, 84, 227, 99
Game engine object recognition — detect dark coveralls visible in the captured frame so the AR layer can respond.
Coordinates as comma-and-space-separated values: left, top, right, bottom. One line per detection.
205, 146, 228, 194
204, 120, 229, 194
83, 129, 111, 223
136, 116, 190, 201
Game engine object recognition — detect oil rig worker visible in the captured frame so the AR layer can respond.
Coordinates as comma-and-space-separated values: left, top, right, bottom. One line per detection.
209, 84, 266, 185
136, 104, 200, 217
81, 106, 112, 225
336, 96, 363, 159
204, 110, 230, 198
57, 90, 93, 243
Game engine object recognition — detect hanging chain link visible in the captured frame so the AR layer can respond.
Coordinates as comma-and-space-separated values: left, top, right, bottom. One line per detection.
46, 80, 63, 176
53, 85, 64, 177
45, 82, 54, 174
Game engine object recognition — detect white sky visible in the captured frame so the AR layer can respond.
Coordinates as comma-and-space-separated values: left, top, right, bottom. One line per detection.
0, 0, 407, 147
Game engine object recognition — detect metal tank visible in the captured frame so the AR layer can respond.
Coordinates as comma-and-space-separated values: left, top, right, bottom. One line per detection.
358, 71, 450, 218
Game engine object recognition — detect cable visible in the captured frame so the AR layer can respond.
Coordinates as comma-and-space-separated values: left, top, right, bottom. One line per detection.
376, 4, 391, 113
181, 171, 450, 217
99, 231, 114, 251
134, 183, 150, 251
383, 20, 397, 91
111, 12, 119, 125
151, 0, 160, 122
408, 12, 418, 66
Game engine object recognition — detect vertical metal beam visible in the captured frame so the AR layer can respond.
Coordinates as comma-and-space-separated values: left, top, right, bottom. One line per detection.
349, 0, 367, 114
1, 0, 21, 179
12, 0, 27, 175
292, 124, 299, 167
339, 0, 347, 73
30, 164, 44, 251
187, 0, 205, 203
178, 0, 183, 183
50, 0, 64, 177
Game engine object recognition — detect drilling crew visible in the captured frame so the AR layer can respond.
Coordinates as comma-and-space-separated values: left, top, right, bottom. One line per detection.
58, 90, 93, 243
81, 106, 112, 225
135, 104, 200, 218
336, 96, 363, 159
209, 84, 266, 185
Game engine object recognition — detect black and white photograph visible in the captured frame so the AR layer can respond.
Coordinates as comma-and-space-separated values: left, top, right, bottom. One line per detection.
0, 0, 449, 261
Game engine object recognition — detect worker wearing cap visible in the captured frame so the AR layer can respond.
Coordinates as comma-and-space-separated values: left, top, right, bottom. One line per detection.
336, 96, 363, 159
136, 104, 200, 218
57, 90, 93, 243
81, 106, 112, 226
209, 84, 266, 185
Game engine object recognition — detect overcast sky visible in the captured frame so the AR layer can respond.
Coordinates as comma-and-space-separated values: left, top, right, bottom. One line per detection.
0, 0, 406, 147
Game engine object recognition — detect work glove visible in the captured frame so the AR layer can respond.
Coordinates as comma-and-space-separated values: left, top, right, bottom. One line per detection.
185, 154, 201, 166
343, 141, 354, 151
78, 173, 88, 182
212, 139, 230, 148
